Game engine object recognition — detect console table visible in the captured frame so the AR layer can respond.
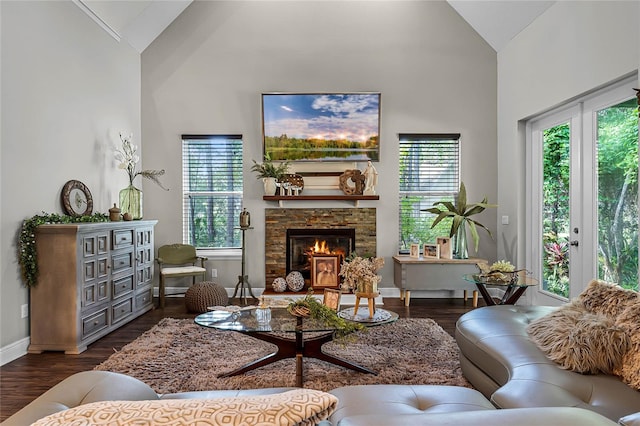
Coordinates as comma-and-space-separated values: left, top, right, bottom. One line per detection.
392, 256, 486, 307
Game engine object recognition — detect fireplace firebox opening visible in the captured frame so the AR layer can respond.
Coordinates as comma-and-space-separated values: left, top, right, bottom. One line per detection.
286, 228, 355, 287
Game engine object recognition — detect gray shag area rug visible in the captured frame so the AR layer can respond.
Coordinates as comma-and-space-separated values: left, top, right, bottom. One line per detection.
95, 318, 470, 394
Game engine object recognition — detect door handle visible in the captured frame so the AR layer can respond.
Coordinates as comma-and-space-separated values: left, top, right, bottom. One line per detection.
570, 240, 579, 247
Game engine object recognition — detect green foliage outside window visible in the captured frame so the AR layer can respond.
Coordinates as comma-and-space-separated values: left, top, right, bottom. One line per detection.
183, 137, 243, 249
542, 99, 638, 294
596, 99, 638, 290
542, 124, 571, 296
399, 195, 452, 251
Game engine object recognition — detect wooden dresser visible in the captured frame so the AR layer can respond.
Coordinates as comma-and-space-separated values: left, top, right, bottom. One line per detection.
28, 220, 157, 354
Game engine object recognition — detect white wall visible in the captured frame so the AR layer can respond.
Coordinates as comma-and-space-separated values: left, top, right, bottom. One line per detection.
0, 1, 140, 358
141, 1, 498, 291
497, 1, 639, 304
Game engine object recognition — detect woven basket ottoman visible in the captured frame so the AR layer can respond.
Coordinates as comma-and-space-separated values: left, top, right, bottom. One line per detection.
185, 281, 229, 313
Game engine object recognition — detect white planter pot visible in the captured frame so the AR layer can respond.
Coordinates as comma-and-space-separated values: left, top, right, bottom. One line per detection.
263, 177, 277, 196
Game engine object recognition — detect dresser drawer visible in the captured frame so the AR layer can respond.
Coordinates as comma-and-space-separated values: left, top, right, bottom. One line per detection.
112, 298, 133, 323
112, 275, 134, 298
112, 229, 134, 250
135, 288, 153, 310
82, 308, 109, 339
111, 252, 133, 274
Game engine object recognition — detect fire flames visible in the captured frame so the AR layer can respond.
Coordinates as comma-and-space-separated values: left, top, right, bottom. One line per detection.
306, 240, 346, 256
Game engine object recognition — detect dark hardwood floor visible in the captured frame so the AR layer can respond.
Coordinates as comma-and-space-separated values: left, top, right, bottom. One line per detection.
0, 296, 481, 421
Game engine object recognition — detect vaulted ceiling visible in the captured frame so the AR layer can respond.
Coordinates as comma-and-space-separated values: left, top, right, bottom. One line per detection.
74, 0, 555, 53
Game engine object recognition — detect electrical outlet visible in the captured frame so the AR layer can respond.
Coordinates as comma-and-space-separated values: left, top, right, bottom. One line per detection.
211, 268, 218, 278
21, 304, 29, 319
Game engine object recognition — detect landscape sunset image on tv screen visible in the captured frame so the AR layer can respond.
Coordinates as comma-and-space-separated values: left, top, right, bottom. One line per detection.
262, 93, 380, 162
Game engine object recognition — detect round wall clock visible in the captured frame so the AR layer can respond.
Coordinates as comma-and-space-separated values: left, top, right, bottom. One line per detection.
61, 180, 93, 217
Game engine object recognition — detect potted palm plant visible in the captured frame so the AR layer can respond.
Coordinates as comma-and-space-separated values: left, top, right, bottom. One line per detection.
422, 182, 496, 258
251, 153, 290, 195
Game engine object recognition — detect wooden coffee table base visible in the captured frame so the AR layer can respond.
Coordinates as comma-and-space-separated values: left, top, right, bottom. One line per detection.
218, 318, 376, 387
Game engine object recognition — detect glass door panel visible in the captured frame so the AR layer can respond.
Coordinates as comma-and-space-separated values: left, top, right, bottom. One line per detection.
596, 98, 639, 291
542, 123, 571, 297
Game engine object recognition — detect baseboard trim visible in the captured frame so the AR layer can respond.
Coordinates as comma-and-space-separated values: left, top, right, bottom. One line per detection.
158, 286, 400, 305
0, 336, 30, 366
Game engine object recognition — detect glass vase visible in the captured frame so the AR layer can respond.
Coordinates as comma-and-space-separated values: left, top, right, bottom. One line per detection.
119, 184, 143, 219
454, 221, 468, 259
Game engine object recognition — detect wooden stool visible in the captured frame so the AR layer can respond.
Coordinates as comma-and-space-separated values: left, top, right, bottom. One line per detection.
354, 291, 379, 319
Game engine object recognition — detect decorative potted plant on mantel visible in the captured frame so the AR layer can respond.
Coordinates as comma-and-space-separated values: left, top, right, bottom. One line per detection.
422, 182, 496, 259
251, 153, 290, 196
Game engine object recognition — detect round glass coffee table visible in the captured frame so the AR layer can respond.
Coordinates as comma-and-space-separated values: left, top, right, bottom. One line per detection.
195, 307, 397, 387
463, 273, 539, 305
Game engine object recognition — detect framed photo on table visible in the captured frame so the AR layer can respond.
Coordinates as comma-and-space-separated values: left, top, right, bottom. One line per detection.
409, 243, 420, 258
437, 237, 452, 259
322, 289, 342, 311
311, 255, 340, 288
423, 243, 440, 259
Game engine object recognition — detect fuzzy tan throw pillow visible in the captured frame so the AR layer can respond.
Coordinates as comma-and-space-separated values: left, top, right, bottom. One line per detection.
579, 279, 639, 317
527, 302, 630, 374
614, 299, 640, 390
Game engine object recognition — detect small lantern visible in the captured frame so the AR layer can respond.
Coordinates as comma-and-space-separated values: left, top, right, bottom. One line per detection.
240, 208, 250, 228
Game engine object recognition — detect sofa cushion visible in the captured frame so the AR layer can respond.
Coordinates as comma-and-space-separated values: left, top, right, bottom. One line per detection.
31, 388, 337, 426
526, 301, 630, 374
614, 299, 640, 390
579, 279, 639, 317
328, 384, 495, 425
335, 407, 618, 426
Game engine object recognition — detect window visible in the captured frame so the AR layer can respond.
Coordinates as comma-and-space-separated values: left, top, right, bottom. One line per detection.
182, 135, 243, 250
398, 133, 460, 252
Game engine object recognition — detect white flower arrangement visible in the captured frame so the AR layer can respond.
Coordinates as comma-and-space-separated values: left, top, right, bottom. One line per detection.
339, 254, 384, 293
114, 132, 168, 189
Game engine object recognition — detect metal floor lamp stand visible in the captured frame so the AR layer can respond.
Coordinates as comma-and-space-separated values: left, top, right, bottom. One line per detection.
232, 225, 257, 305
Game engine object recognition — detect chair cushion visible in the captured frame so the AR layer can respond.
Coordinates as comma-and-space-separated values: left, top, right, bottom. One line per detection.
161, 266, 206, 276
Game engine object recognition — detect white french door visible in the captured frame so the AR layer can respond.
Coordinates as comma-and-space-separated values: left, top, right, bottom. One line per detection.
526, 76, 639, 304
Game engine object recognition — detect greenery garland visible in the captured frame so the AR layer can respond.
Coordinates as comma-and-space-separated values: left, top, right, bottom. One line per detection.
18, 212, 109, 288
287, 290, 365, 340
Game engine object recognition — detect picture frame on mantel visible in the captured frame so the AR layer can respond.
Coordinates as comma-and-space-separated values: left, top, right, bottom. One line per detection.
409, 243, 420, 258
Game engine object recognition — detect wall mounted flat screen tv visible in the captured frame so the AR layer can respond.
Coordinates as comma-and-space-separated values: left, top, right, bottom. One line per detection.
262, 93, 380, 162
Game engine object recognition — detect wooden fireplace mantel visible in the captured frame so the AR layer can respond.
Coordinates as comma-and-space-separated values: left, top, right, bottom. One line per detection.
263, 194, 379, 207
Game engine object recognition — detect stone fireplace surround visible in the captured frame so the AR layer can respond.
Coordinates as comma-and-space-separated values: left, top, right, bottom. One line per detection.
265, 208, 376, 289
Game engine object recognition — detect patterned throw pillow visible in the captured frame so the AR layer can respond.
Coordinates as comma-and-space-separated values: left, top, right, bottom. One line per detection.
32, 389, 338, 426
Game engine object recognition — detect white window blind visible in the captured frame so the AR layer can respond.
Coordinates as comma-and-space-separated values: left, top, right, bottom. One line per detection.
398, 133, 460, 252
182, 135, 243, 249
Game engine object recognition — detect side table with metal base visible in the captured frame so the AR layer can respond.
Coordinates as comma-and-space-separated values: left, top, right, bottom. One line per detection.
232, 225, 257, 305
